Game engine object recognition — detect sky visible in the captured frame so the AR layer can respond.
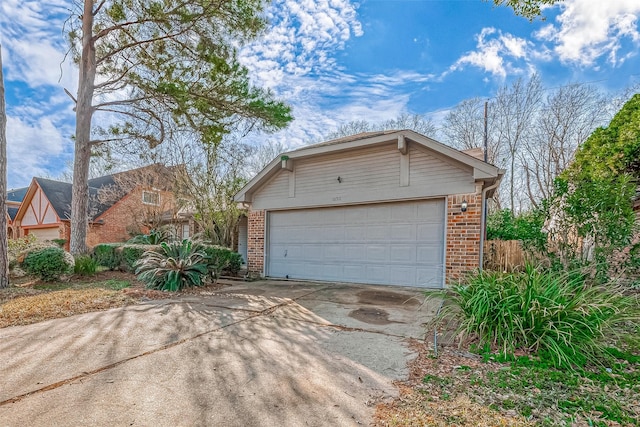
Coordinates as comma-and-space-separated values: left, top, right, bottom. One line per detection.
1, 0, 640, 189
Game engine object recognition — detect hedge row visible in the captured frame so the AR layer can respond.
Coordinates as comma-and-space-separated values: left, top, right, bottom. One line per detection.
92, 242, 243, 275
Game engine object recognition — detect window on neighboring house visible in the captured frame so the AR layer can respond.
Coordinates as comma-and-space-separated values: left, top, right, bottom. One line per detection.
182, 224, 190, 239
142, 191, 160, 206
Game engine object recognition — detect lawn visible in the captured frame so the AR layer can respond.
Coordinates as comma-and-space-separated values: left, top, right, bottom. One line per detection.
0, 271, 171, 328
374, 317, 640, 426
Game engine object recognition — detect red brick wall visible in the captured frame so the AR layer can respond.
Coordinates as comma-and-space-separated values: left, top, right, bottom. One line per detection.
86, 187, 176, 247
446, 193, 482, 284
247, 210, 265, 274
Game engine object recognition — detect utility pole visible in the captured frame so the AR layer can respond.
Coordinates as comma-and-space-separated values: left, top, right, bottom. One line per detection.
483, 100, 488, 162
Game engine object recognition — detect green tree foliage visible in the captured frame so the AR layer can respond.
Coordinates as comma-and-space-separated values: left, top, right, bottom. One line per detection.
552, 94, 640, 279
571, 94, 640, 179
486, 208, 546, 250
491, 0, 562, 19
66, 0, 292, 254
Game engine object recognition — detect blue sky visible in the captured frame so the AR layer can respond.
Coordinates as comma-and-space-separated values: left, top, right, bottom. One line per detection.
1, 0, 640, 189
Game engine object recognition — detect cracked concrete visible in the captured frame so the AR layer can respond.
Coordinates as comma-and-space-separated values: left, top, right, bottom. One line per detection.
0, 279, 440, 426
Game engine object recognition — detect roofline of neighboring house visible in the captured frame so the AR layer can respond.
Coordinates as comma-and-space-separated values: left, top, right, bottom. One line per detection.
14, 178, 63, 224
235, 129, 504, 203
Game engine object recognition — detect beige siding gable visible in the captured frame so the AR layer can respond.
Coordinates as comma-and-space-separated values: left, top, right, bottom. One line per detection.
251, 141, 476, 210
409, 144, 473, 188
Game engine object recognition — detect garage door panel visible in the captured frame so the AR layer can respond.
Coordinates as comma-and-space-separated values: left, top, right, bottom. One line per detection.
391, 203, 417, 220
417, 200, 444, 217
323, 245, 344, 260
345, 226, 367, 240
366, 226, 389, 240
343, 244, 367, 261
365, 265, 389, 283
366, 245, 388, 261
390, 245, 417, 262
417, 245, 443, 263
417, 223, 444, 239
267, 200, 445, 288
343, 265, 366, 280
389, 266, 416, 284
391, 224, 416, 240
417, 268, 442, 287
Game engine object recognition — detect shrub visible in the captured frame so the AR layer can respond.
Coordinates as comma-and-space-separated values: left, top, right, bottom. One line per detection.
135, 240, 208, 291
92, 244, 122, 270
201, 245, 243, 279
119, 245, 159, 272
127, 228, 171, 245
486, 208, 547, 251
22, 247, 73, 281
74, 255, 98, 276
443, 264, 640, 368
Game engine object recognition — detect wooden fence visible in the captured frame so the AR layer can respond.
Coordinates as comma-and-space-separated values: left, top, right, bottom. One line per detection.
483, 240, 526, 272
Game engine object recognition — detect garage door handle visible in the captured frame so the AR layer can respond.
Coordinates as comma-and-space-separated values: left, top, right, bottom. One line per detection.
284, 249, 287, 257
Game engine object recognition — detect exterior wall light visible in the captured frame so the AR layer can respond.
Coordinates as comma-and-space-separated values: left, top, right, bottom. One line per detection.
337, 176, 342, 183
461, 200, 468, 212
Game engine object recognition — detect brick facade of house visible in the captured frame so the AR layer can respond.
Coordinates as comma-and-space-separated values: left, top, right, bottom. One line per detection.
247, 210, 265, 273
86, 187, 176, 247
446, 193, 482, 283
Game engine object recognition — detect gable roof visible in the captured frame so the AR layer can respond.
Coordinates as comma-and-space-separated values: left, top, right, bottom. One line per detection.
7, 206, 18, 221
7, 187, 28, 203
235, 129, 504, 203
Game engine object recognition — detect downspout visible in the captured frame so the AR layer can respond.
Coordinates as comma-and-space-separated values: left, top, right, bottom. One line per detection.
479, 180, 501, 271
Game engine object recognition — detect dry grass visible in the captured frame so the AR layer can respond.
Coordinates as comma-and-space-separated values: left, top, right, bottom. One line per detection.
0, 289, 138, 328
376, 389, 532, 427
374, 340, 532, 427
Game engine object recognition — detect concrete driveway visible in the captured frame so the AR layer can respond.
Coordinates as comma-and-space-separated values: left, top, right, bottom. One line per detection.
0, 280, 440, 426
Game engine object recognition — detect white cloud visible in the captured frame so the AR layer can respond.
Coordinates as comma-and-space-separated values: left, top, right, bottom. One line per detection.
6, 115, 72, 187
0, 0, 76, 90
240, 0, 363, 90
535, 0, 640, 65
449, 28, 537, 78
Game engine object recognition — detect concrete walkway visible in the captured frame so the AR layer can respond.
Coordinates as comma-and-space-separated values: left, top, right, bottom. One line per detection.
0, 280, 440, 426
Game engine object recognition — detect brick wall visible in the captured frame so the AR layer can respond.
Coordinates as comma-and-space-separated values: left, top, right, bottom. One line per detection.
446, 193, 482, 284
247, 210, 265, 275
86, 187, 176, 247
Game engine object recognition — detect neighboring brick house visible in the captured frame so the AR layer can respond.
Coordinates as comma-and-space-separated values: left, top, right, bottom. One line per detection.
9, 165, 188, 250
6, 187, 27, 239
234, 130, 504, 288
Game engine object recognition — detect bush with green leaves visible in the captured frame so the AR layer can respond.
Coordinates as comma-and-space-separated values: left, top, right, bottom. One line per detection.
119, 245, 160, 272
74, 255, 98, 276
201, 245, 243, 279
127, 228, 171, 245
486, 208, 547, 251
135, 240, 208, 291
92, 243, 122, 270
22, 247, 73, 281
442, 264, 639, 368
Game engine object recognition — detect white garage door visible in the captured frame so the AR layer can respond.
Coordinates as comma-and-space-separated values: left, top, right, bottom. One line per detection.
28, 227, 60, 241
267, 200, 445, 288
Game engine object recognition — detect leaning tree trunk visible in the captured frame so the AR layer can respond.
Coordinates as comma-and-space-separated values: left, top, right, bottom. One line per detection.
70, 0, 97, 255
0, 44, 9, 288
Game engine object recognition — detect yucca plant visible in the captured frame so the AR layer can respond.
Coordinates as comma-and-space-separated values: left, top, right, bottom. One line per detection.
442, 264, 639, 368
135, 240, 208, 291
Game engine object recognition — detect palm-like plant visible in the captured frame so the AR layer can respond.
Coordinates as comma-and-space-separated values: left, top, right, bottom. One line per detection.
135, 239, 208, 291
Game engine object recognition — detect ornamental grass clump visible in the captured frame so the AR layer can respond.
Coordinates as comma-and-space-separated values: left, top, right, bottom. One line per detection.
135, 240, 208, 292
445, 264, 639, 368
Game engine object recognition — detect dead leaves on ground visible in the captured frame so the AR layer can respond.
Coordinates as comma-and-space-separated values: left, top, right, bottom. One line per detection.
0, 289, 138, 328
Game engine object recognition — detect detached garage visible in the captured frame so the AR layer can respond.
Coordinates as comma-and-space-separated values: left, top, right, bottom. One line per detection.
235, 130, 503, 288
